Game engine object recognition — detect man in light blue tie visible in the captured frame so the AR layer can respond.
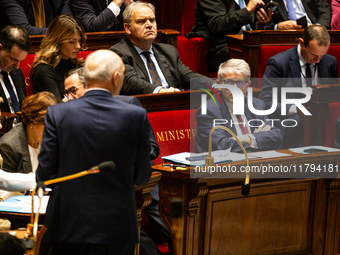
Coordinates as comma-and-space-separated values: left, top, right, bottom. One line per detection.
257, 0, 331, 30
188, 0, 271, 73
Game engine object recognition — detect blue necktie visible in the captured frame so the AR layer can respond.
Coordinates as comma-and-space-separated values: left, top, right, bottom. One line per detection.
286, 0, 297, 21
1, 71, 20, 114
238, 0, 252, 30
142, 51, 162, 86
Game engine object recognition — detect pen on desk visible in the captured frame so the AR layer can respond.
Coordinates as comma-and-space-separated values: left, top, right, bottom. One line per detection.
162, 164, 187, 168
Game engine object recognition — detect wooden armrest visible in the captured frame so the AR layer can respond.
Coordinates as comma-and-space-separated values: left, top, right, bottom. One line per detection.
0, 112, 18, 136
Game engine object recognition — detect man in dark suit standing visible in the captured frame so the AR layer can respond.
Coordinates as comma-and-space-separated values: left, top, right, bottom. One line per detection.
36, 50, 152, 255
70, 0, 133, 32
260, 25, 338, 146
196, 59, 283, 153
258, 0, 331, 30
110, 1, 214, 95
0, 25, 29, 115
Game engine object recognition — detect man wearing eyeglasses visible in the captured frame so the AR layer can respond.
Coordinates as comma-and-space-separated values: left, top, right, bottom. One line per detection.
195, 59, 283, 153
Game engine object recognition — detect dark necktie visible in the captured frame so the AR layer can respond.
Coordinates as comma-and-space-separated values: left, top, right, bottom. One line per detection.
286, 0, 297, 21
236, 115, 249, 134
1, 71, 20, 113
141, 51, 162, 86
305, 63, 312, 87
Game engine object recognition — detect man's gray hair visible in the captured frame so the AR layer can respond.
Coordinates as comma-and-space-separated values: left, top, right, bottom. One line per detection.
84, 54, 121, 83
123, 2, 156, 24
218, 59, 251, 81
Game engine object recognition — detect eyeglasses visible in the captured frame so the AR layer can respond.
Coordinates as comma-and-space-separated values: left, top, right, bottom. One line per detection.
222, 79, 248, 87
63, 85, 83, 98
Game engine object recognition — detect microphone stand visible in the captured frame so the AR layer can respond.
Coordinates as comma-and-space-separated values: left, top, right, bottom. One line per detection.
205, 126, 250, 195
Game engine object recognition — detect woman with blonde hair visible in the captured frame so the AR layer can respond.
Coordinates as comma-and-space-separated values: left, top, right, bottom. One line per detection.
0, 91, 61, 174
32, 15, 87, 100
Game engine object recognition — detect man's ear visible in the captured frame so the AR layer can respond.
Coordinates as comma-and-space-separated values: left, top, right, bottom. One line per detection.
299, 38, 304, 48
124, 23, 131, 35
0, 44, 3, 52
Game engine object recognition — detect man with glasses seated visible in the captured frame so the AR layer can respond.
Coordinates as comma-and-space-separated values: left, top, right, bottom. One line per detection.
63, 67, 87, 101
195, 59, 283, 153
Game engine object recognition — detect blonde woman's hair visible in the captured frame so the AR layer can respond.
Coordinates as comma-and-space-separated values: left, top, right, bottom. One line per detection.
31, 15, 87, 74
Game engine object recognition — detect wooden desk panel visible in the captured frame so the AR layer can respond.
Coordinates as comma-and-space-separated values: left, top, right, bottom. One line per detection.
28, 29, 180, 54
153, 150, 340, 255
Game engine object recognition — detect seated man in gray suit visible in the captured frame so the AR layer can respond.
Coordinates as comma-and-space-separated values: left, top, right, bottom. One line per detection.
110, 1, 214, 95
0, 25, 30, 115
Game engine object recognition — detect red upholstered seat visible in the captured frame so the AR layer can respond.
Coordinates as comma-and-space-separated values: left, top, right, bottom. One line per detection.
177, 0, 209, 76
147, 109, 197, 165
325, 102, 340, 147
258, 45, 340, 83
19, 53, 35, 96
19, 51, 95, 97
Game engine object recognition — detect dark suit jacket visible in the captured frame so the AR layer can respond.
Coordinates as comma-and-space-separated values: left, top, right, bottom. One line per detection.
196, 93, 283, 153
69, 0, 125, 32
264, 0, 331, 29
188, 0, 256, 46
0, 123, 32, 173
115, 95, 160, 160
259, 45, 338, 118
36, 89, 151, 244
1, 0, 73, 35
110, 37, 214, 95
0, 68, 26, 113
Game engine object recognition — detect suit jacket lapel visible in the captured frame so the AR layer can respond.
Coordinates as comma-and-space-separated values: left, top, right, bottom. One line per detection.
277, 0, 289, 20
19, 124, 32, 173
125, 38, 151, 83
317, 61, 328, 77
289, 46, 302, 87
219, 94, 238, 135
301, 0, 315, 23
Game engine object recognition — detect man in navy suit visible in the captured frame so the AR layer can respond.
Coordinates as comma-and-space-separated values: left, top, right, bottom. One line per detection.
196, 59, 283, 153
260, 25, 338, 146
70, 0, 133, 32
0, 25, 29, 114
63, 67, 170, 255
36, 50, 151, 255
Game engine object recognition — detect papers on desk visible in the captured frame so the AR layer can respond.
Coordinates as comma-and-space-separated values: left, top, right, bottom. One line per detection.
162, 149, 293, 166
162, 149, 257, 166
289, 145, 340, 154
0, 195, 49, 214
247, 151, 291, 159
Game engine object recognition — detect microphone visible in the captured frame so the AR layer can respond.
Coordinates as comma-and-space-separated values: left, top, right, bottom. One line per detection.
98, 161, 116, 173
171, 198, 183, 255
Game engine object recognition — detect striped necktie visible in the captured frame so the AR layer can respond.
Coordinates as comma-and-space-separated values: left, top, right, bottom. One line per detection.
1, 71, 20, 114
141, 51, 162, 86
